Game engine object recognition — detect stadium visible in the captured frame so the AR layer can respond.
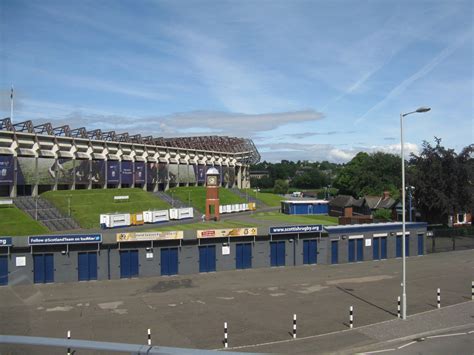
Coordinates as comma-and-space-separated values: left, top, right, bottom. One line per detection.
0, 117, 260, 197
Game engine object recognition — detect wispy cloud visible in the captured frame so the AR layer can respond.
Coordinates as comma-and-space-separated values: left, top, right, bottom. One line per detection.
356, 29, 472, 123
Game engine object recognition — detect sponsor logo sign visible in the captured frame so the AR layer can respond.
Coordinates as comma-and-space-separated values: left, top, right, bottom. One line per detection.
197, 228, 258, 238
269, 225, 323, 235
116, 231, 183, 242
28, 234, 102, 245
0, 237, 12, 246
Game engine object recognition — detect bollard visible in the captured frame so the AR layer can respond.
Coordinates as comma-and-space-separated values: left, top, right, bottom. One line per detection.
437, 288, 441, 308
293, 314, 297, 339
147, 328, 151, 346
224, 322, 228, 348
66, 330, 71, 355
397, 296, 401, 318
349, 306, 353, 329
471, 281, 474, 300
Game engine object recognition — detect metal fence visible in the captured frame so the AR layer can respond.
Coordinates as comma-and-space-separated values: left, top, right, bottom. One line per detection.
426, 227, 474, 253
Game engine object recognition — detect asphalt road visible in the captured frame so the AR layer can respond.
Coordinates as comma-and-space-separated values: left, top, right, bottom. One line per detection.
0, 249, 472, 354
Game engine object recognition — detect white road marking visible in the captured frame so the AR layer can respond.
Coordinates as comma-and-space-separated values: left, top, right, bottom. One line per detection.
168, 304, 177, 307
97, 301, 123, 310
363, 348, 396, 354
326, 275, 393, 285
45, 306, 74, 312
397, 341, 417, 349
296, 285, 328, 294
216, 297, 235, 300
426, 332, 467, 339
270, 293, 286, 297
468, 330, 474, 334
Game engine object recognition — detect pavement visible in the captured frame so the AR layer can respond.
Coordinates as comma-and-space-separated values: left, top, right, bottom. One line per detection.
0, 249, 472, 354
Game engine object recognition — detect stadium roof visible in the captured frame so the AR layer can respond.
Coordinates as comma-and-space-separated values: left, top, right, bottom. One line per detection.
0, 117, 260, 164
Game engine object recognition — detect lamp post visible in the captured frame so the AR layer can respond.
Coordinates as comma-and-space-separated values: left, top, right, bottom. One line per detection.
400, 106, 430, 320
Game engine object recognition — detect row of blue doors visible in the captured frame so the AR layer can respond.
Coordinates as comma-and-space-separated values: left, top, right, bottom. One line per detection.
270, 241, 286, 267
78, 252, 98, 281
396, 236, 410, 257
34, 254, 54, 283
236, 243, 252, 269
120, 250, 139, 278
303, 240, 317, 264
161, 248, 179, 275
0, 256, 8, 286
348, 239, 364, 262
373, 237, 387, 260
199, 245, 216, 272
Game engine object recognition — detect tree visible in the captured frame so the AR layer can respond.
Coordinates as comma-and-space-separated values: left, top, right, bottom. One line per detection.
333, 152, 401, 198
408, 139, 473, 224
273, 179, 289, 195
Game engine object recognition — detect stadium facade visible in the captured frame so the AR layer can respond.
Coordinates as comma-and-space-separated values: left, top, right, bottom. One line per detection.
0, 118, 260, 197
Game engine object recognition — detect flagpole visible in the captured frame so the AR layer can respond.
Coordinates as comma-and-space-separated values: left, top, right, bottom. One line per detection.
10, 85, 14, 121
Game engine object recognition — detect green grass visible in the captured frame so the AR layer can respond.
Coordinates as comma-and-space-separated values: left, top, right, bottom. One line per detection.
167, 187, 246, 212
241, 188, 285, 207
42, 188, 170, 229
0, 206, 49, 236
147, 219, 262, 232
251, 211, 338, 225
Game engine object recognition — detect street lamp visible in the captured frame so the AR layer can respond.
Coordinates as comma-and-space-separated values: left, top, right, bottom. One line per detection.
400, 106, 430, 320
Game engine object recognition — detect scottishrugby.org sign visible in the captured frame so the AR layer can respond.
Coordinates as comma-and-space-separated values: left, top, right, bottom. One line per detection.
28, 234, 102, 245
0, 237, 13, 246
269, 225, 323, 235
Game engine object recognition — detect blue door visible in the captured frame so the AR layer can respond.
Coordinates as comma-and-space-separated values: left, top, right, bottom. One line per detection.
331, 241, 338, 264
34, 254, 54, 284
199, 245, 216, 272
236, 243, 252, 269
303, 240, 317, 264
78, 252, 98, 281
348, 239, 355, 262
381, 237, 387, 259
405, 236, 410, 256
417, 234, 424, 255
161, 248, 179, 275
396, 236, 402, 257
0, 256, 8, 286
373, 238, 380, 260
356, 239, 364, 261
120, 250, 139, 278
270, 241, 285, 267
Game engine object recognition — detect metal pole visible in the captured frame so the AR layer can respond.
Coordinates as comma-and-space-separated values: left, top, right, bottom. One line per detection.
401, 113, 407, 320
35, 198, 38, 221
293, 314, 297, 338
66, 330, 71, 355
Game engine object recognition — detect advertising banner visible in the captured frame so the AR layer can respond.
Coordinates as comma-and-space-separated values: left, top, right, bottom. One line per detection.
37, 158, 56, 185
197, 227, 258, 238
57, 158, 74, 184
28, 234, 102, 245
229, 167, 236, 186
75, 160, 90, 184
178, 164, 188, 183
121, 161, 133, 185
147, 162, 158, 185
223, 166, 230, 185
0, 237, 12, 246
116, 231, 183, 242
158, 163, 168, 183
0, 155, 14, 184
135, 162, 145, 183
17, 157, 36, 185
169, 164, 178, 184
107, 161, 120, 183
196, 165, 205, 183
215, 165, 223, 185
269, 225, 323, 235
91, 160, 105, 184
188, 165, 196, 184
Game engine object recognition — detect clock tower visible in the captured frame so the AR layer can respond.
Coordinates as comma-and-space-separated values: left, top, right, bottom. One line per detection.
205, 167, 220, 221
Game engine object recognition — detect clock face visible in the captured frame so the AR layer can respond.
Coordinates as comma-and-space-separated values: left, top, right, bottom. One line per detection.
207, 176, 217, 186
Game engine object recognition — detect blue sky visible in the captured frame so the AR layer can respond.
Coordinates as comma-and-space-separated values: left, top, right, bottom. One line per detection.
0, 0, 472, 162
